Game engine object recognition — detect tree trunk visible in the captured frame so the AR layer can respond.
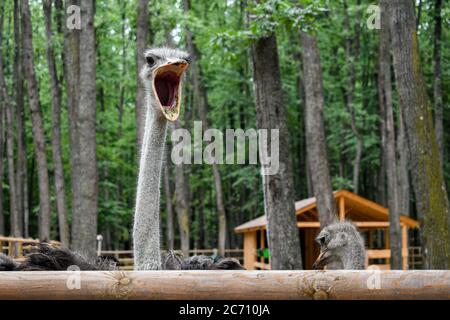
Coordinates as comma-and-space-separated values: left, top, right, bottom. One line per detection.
378, 70, 387, 207
13, 0, 26, 236
64, 0, 81, 250
183, 0, 227, 257
72, 0, 98, 258
378, 137, 387, 206
299, 31, 338, 227
174, 122, 190, 256
343, 0, 363, 194
135, 0, 149, 153
0, 4, 6, 235
5, 99, 20, 239
397, 110, 410, 216
43, 0, 70, 247
0, 103, 3, 236
389, 0, 450, 269
378, 0, 402, 269
164, 138, 175, 251
211, 164, 226, 256
22, 0, 52, 241
0, 6, 20, 240
115, 1, 127, 203
250, 32, 302, 270
433, 0, 443, 164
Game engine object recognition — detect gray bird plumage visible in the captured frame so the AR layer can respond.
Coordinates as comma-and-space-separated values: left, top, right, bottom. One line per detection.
313, 221, 366, 270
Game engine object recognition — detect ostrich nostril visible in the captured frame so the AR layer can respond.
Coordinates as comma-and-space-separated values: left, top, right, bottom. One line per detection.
172, 60, 188, 67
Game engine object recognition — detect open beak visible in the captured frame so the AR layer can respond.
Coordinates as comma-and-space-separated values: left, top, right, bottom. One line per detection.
312, 247, 331, 270
152, 59, 189, 121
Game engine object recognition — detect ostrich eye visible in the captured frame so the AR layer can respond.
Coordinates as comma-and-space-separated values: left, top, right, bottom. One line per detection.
146, 56, 156, 67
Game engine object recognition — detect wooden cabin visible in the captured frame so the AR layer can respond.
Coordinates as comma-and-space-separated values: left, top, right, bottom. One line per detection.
234, 189, 419, 270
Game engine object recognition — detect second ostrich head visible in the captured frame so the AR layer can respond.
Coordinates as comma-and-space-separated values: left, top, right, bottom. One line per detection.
313, 221, 366, 270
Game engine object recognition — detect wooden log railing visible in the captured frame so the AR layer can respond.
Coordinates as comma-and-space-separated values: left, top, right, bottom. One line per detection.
0, 270, 448, 300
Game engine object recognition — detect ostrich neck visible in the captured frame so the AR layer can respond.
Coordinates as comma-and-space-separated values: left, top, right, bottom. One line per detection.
341, 242, 366, 270
133, 98, 167, 270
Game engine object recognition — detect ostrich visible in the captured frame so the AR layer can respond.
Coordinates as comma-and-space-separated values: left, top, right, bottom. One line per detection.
0, 47, 243, 271
312, 221, 366, 270
133, 47, 189, 270
132, 47, 243, 270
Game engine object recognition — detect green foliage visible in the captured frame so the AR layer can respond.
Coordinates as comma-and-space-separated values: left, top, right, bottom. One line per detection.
210, 0, 329, 60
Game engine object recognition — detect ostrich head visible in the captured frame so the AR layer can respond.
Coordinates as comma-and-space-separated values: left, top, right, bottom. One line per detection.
140, 47, 190, 121
313, 221, 366, 270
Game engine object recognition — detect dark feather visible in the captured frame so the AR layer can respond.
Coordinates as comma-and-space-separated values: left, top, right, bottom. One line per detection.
161, 251, 244, 270
0, 254, 18, 271
180, 255, 245, 270
1, 244, 244, 271
15, 243, 117, 271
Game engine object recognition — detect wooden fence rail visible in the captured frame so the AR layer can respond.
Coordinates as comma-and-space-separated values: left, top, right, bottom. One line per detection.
0, 270, 448, 300
0, 236, 61, 258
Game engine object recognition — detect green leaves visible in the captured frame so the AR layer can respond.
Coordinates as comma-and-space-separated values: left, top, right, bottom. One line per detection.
208, 0, 329, 63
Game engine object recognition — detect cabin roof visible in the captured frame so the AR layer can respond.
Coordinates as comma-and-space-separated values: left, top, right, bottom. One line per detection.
234, 189, 419, 233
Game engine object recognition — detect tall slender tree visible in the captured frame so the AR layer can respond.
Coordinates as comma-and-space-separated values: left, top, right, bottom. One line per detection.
0, 2, 6, 236
72, 0, 98, 257
135, 0, 149, 152
0, 105, 3, 236
0, 105, 5, 236
378, 0, 402, 269
0, 1, 20, 242
22, 0, 52, 241
250, 31, 303, 269
433, 0, 443, 164
342, 0, 363, 194
300, 31, 338, 227
164, 144, 175, 250
389, 0, 450, 269
13, 0, 26, 236
43, 0, 70, 246
183, 0, 228, 256
4, 81, 20, 241
397, 111, 410, 216
174, 120, 190, 257
63, 0, 81, 249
